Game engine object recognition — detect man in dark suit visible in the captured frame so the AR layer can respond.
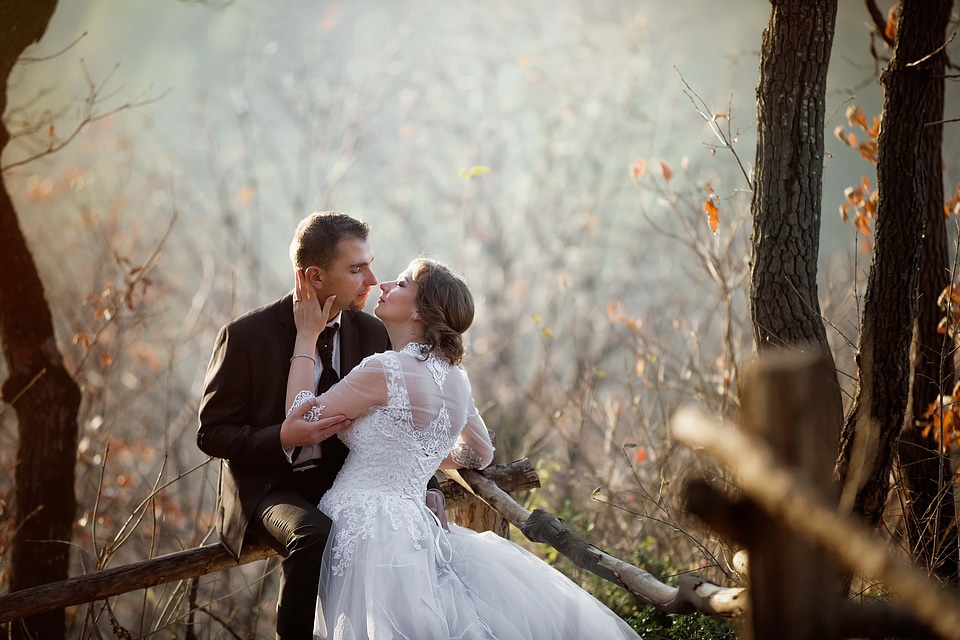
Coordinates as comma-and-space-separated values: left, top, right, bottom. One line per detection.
197, 211, 444, 639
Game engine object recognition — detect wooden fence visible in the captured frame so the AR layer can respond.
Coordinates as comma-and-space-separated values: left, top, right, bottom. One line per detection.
673, 350, 960, 640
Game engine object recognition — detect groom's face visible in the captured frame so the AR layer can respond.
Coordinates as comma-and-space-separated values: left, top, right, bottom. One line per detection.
313, 237, 378, 314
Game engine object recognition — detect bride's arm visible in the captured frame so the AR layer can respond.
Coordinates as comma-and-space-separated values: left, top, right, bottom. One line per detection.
282, 357, 389, 450
439, 386, 494, 470
281, 271, 388, 450
285, 270, 330, 412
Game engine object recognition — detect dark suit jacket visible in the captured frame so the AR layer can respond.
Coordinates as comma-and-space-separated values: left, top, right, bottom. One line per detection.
197, 293, 390, 560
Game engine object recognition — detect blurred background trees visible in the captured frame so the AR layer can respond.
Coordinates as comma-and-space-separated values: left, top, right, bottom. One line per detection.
1, 0, 959, 637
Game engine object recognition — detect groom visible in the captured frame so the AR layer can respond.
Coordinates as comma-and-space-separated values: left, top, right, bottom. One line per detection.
197, 211, 444, 639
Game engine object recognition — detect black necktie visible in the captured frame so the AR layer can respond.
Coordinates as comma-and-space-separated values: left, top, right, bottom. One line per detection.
316, 323, 340, 393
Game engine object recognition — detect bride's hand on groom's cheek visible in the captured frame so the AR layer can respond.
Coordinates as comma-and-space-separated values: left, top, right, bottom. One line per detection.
280, 398, 351, 448
293, 269, 335, 336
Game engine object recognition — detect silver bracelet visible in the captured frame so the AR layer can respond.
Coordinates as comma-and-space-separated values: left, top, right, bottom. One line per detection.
290, 353, 317, 365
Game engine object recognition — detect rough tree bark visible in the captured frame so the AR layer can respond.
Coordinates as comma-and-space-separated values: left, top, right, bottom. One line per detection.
891, 0, 958, 584
749, 0, 844, 428
836, 0, 952, 534
0, 2, 79, 639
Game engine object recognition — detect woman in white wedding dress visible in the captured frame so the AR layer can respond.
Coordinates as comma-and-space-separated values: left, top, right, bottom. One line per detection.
282, 258, 641, 640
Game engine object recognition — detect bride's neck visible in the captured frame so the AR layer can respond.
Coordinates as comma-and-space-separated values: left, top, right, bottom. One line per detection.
387, 323, 425, 352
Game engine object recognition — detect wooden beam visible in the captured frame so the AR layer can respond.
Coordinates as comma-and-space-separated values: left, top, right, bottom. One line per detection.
0, 543, 275, 623
0, 458, 540, 623
439, 457, 540, 508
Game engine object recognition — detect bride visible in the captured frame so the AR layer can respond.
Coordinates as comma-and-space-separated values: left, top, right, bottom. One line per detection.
282, 258, 641, 640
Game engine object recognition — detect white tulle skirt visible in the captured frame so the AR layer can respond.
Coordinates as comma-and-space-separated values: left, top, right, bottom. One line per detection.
313, 510, 641, 640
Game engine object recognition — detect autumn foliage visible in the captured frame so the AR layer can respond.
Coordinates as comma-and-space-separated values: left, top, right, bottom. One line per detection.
835, 105, 880, 236
923, 279, 960, 457
834, 96, 960, 460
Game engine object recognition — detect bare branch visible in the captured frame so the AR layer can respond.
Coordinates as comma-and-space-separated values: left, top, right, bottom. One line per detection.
17, 32, 88, 64
70, 208, 180, 378
907, 31, 956, 68
675, 67, 752, 189
2, 59, 170, 173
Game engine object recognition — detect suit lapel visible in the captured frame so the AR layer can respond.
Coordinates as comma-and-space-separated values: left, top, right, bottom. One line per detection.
277, 293, 297, 360
339, 310, 360, 374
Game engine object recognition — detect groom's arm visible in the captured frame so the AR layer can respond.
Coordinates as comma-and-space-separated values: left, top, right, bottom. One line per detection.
197, 322, 290, 467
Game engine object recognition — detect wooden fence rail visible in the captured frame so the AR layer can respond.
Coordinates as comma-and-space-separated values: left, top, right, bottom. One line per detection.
0, 459, 539, 623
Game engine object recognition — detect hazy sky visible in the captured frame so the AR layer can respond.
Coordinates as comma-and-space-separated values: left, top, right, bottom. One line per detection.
7, 1, 954, 286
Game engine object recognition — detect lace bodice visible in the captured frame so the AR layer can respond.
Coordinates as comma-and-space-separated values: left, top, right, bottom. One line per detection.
289, 342, 493, 575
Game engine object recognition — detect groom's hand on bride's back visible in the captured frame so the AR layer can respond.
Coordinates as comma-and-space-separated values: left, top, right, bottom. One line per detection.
280, 397, 351, 448
426, 488, 449, 531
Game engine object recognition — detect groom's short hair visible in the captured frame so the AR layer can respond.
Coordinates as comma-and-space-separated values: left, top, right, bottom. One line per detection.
290, 211, 371, 271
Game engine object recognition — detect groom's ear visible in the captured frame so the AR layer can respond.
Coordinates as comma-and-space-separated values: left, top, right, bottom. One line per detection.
304, 266, 324, 290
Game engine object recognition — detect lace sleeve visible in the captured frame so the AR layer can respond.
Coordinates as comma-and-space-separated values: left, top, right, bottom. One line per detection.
448, 437, 486, 469
287, 389, 325, 422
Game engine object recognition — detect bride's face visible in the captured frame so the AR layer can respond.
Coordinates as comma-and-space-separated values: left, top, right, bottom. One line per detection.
375, 265, 419, 325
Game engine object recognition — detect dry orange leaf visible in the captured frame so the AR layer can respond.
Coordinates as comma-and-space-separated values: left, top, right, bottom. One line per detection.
854, 211, 871, 236
319, 4, 342, 32
705, 198, 720, 234
844, 184, 864, 204
846, 105, 868, 131
630, 158, 647, 181
235, 185, 255, 207
660, 160, 673, 182
840, 203, 851, 223
635, 446, 648, 464
885, 6, 899, 41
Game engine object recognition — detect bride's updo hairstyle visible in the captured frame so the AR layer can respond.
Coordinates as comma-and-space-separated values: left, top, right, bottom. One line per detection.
411, 259, 474, 366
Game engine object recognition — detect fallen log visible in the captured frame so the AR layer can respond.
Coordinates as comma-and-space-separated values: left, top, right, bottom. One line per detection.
445, 467, 748, 617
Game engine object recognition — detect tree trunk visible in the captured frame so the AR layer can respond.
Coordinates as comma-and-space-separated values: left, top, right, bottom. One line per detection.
836, 0, 950, 532
0, 2, 78, 639
749, 0, 843, 428
897, 0, 958, 584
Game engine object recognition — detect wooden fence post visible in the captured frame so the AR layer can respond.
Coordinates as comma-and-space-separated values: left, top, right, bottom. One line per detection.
738, 349, 844, 640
